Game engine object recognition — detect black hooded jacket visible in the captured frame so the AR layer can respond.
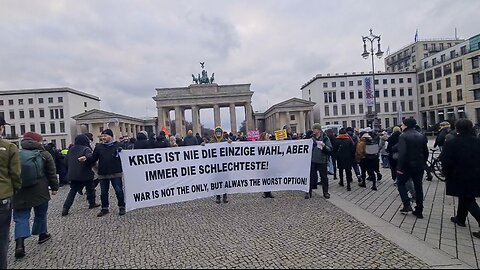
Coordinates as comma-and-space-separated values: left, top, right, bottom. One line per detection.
66, 135, 94, 182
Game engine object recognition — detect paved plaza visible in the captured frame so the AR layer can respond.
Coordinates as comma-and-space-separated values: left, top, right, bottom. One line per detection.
6, 187, 432, 269
328, 166, 480, 269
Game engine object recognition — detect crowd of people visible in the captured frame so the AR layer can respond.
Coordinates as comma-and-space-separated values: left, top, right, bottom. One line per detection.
1, 115, 480, 268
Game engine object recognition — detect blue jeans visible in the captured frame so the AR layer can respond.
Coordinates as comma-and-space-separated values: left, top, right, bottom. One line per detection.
0, 198, 12, 269
13, 201, 49, 240
397, 168, 424, 211
100, 178, 125, 210
381, 155, 390, 167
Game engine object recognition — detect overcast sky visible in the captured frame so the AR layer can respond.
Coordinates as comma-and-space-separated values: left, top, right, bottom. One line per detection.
1, 0, 479, 130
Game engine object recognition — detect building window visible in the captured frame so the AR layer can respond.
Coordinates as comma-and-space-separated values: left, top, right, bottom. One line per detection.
399, 78, 404, 83
444, 64, 452, 75
436, 80, 442, 90
446, 92, 452, 103
40, 123, 46, 134
10, 126, 16, 137
323, 82, 328, 88
375, 91, 380, 98
392, 102, 397, 112
460, 46, 467, 55
383, 89, 388, 97
60, 109, 64, 119
391, 78, 395, 84
349, 92, 354, 99
385, 118, 390, 128
341, 91, 346, 100
290, 115, 295, 121
349, 81, 354, 87
358, 80, 362, 86
50, 123, 56, 134
391, 88, 396, 97
324, 106, 329, 116
8, 100, 13, 105
324, 93, 328, 103
29, 110, 34, 118
384, 103, 389, 113
48, 97, 54, 103
351, 120, 356, 128
340, 81, 345, 87
407, 77, 412, 83
472, 56, 479, 69
60, 122, 65, 133
39, 109, 45, 118
423, 44, 428, 50
428, 83, 433, 92
333, 105, 338, 116
360, 120, 365, 128
0, 112, 3, 120
446, 77, 451, 88
350, 104, 356, 114
50, 109, 54, 119
429, 96, 434, 106
426, 70, 433, 81
409, 101, 414, 111
58, 97, 63, 103
437, 94, 442, 105
342, 104, 347, 115
342, 121, 347, 128
420, 85, 424, 94
434, 67, 442, 78
28, 98, 33, 105
18, 99, 24, 105
358, 91, 363, 99
400, 88, 405, 96
457, 89, 463, 101
61, 139, 67, 150
19, 111, 25, 119
38, 98, 44, 104
408, 87, 413, 96
0, 100, 3, 106
474, 90, 480, 101
418, 73, 425, 84
454, 60, 463, 72
20, 124, 25, 135
374, 79, 379, 85
383, 79, 387, 84
30, 124, 35, 132
473, 72, 480, 85
359, 104, 364, 114
456, 74, 462, 85
421, 97, 425, 107
332, 82, 336, 88
400, 101, 405, 111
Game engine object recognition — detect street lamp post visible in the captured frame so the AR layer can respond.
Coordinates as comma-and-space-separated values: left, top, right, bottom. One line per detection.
362, 29, 384, 131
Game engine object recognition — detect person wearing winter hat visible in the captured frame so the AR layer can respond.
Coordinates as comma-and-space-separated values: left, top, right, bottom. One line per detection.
208, 127, 232, 203
133, 131, 150, 149
397, 118, 429, 219
13, 132, 59, 259
0, 117, 21, 268
79, 129, 126, 217
308, 123, 332, 199
61, 135, 100, 216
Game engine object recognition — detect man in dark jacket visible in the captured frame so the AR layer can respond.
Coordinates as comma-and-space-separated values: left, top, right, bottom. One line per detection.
439, 119, 480, 239
133, 131, 150, 149
152, 131, 170, 148
195, 133, 203, 145
0, 117, 21, 268
335, 128, 355, 191
387, 126, 401, 183
184, 130, 198, 146
13, 132, 59, 258
397, 118, 429, 218
61, 135, 100, 216
309, 123, 332, 199
434, 121, 451, 151
79, 129, 125, 217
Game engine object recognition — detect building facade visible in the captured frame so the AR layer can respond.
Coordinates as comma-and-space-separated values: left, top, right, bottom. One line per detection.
72, 109, 157, 143
254, 98, 315, 134
416, 34, 480, 128
301, 72, 418, 129
384, 38, 464, 73
0, 87, 100, 148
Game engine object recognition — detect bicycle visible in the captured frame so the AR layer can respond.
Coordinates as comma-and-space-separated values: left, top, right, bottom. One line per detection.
426, 148, 445, 181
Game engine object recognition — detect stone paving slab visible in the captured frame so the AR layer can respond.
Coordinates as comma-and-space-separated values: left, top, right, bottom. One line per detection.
327, 166, 480, 269
7, 188, 429, 269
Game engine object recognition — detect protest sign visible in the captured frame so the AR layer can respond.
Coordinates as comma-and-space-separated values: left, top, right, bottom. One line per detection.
247, 130, 260, 141
274, 129, 288, 140
120, 140, 312, 212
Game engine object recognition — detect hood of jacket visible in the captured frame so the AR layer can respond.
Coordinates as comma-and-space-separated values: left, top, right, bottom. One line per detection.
20, 138, 44, 151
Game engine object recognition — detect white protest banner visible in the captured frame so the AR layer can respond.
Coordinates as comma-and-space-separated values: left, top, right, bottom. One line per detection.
120, 139, 312, 212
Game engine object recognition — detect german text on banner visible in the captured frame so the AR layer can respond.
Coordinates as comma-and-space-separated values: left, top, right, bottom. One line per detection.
120, 139, 312, 212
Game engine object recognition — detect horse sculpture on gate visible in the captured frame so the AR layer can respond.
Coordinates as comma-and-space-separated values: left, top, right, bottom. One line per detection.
191, 62, 215, 84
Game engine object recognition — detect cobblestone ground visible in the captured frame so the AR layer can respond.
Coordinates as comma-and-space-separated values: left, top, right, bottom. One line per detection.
7, 188, 429, 269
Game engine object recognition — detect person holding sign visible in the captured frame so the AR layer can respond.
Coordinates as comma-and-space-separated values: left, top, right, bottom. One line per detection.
308, 124, 332, 199
259, 132, 274, 199
209, 127, 232, 204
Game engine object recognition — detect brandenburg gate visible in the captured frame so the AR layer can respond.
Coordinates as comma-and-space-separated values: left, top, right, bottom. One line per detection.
153, 64, 254, 137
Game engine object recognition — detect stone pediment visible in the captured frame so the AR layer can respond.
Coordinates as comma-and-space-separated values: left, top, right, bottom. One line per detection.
72, 109, 117, 120
273, 98, 316, 108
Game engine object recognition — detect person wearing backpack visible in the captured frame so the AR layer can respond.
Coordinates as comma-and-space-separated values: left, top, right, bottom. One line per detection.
356, 133, 378, 190
61, 135, 100, 216
13, 132, 59, 259
0, 117, 22, 269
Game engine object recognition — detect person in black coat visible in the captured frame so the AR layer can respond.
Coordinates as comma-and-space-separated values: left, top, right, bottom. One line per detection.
386, 126, 401, 183
153, 131, 170, 148
326, 129, 338, 180
133, 131, 150, 149
439, 119, 480, 237
334, 128, 355, 191
61, 135, 100, 216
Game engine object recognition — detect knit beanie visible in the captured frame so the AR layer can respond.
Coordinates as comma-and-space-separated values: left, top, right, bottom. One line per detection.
23, 132, 43, 142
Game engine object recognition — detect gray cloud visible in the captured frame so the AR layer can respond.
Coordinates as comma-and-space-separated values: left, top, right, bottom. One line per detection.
1, 0, 479, 131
